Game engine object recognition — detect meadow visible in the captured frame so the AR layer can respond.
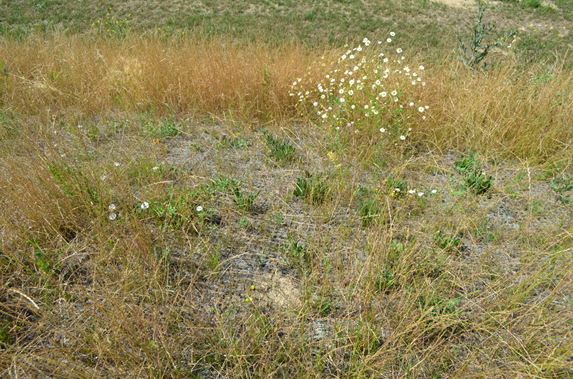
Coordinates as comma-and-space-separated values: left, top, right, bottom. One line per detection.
1, 1, 572, 377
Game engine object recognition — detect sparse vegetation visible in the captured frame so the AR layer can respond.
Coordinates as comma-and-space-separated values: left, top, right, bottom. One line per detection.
0, 1, 572, 378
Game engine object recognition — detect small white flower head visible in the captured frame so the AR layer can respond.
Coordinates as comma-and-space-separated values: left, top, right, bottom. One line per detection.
114, 162, 121, 167
77, 124, 83, 129
140, 201, 149, 210
419, 65, 425, 70
391, 90, 398, 96
152, 166, 159, 171
409, 102, 414, 107
387, 38, 392, 43
383, 57, 389, 63
349, 54, 355, 59
380, 91, 387, 98
418, 106, 425, 113
362, 37, 371, 46
108, 212, 117, 221
364, 104, 369, 109
322, 113, 328, 119
108, 203, 117, 211
196, 205, 204, 212
431, 189, 437, 194
396, 48, 403, 54
394, 188, 401, 192
399, 135, 406, 141
417, 192, 425, 197
351, 104, 356, 109
339, 98, 345, 103
425, 105, 429, 110
348, 90, 354, 96
338, 88, 344, 94
313, 101, 318, 107
390, 31, 396, 37
408, 189, 416, 194
379, 127, 386, 133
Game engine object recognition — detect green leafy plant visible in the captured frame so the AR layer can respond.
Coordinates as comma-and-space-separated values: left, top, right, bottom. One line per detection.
455, 152, 493, 195
263, 131, 296, 163
293, 172, 330, 205
434, 231, 463, 252
283, 236, 311, 272
144, 118, 180, 139
232, 186, 259, 213
375, 269, 396, 293
355, 186, 381, 226
550, 175, 573, 204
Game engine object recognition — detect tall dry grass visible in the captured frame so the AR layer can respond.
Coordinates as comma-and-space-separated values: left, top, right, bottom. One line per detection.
0, 35, 315, 121
1, 34, 571, 162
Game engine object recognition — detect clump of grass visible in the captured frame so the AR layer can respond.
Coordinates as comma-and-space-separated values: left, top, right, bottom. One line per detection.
434, 230, 463, 252
283, 236, 311, 272
455, 152, 494, 195
219, 135, 249, 149
143, 118, 180, 139
149, 188, 201, 231
263, 131, 296, 163
293, 172, 330, 205
232, 186, 259, 213
355, 186, 381, 226
522, 0, 542, 8
386, 176, 408, 197
207, 176, 259, 213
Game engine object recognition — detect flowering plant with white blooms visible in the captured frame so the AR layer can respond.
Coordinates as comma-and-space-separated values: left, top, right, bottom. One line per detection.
290, 33, 429, 141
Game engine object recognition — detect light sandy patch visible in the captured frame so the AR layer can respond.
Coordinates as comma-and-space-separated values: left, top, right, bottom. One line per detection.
432, 0, 474, 8
262, 273, 301, 308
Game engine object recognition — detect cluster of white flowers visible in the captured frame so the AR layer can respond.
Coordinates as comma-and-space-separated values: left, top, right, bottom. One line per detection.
108, 203, 118, 221
395, 188, 438, 197
290, 33, 429, 140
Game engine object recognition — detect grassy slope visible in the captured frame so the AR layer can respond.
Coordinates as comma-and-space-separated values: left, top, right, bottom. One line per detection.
1, 0, 572, 63
1, 0, 572, 378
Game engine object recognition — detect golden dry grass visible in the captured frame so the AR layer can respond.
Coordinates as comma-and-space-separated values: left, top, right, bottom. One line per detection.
1, 35, 572, 161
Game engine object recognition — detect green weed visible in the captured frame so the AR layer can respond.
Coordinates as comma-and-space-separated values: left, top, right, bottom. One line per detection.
455, 153, 493, 195
293, 172, 330, 205
263, 131, 296, 163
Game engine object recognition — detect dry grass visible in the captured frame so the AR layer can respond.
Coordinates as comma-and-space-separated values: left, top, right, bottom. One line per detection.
0, 35, 316, 122
1, 35, 572, 378
1, 35, 572, 161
